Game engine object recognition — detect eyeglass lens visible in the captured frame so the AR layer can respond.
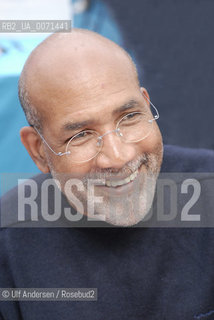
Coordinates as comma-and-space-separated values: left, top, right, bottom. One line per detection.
65, 112, 154, 163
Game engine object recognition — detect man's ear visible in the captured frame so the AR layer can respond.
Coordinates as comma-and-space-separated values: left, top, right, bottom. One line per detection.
140, 87, 150, 108
20, 126, 50, 173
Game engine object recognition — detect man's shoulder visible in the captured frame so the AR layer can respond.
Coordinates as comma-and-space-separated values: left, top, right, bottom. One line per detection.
1, 173, 49, 202
162, 144, 214, 172
0, 173, 51, 227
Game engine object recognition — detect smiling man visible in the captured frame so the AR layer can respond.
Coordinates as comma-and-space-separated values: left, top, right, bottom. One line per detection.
2, 29, 214, 320
19, 29, 163, 226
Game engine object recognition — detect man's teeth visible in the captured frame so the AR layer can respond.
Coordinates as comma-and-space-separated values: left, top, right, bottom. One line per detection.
105, 170, 138, 187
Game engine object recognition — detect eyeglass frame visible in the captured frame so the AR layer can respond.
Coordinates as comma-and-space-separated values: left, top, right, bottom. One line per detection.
32, 93, 159, 162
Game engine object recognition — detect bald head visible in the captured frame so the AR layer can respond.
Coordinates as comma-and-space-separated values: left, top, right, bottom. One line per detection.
19, 29, 140, 131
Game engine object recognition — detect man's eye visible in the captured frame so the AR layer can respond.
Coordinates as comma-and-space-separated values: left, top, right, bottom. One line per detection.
118, 112, 143, 127
69, 131, 93, 146
73, 131, 88, 139
124, 113, 137, 119
122, 112, 142, 121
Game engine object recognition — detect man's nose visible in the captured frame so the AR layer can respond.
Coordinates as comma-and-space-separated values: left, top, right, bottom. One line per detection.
95, 131, 137, 169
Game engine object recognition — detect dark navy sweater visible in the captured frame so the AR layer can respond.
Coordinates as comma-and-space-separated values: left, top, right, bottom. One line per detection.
1, 145, 214, 320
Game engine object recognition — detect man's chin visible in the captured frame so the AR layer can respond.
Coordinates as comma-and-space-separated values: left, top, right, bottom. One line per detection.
86, 173, 157, 227
86, 198, 154, 227
103, 213, 148, 227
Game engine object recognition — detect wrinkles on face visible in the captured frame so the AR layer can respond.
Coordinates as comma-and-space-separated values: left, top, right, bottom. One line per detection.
21, 30, 163, 226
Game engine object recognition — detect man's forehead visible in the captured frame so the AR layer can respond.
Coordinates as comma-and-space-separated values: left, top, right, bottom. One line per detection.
29, 60, 139, 122
22, 30, 140, 124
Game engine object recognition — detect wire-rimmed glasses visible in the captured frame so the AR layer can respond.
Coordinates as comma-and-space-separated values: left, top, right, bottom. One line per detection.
34, 94, 159, 163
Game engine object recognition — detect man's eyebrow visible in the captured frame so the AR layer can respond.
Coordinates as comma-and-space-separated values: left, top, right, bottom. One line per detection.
61, 100, 140, 133
62, 120, 95, 132
112, 99, 139, 115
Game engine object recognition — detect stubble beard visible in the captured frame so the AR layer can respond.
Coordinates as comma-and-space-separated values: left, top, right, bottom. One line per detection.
84, 148, 163, 227
47, 143, 163, 227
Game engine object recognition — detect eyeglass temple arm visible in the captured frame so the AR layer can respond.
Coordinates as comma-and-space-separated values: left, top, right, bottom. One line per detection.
32, 126, 70, 157
142, 92, 159, 121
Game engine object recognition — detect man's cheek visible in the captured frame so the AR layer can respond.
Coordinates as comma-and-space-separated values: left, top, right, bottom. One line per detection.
51, 160, 90, 176
143, 132, 163, 155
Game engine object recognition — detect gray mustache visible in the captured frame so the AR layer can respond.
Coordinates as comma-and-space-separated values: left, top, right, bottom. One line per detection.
83, 153, 148, 180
